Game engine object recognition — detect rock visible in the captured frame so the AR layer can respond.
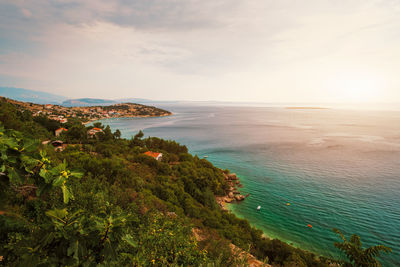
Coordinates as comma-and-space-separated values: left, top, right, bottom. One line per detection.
225, 197, 234, 203
235, 195, 245, 201
228, 173, 238, 180
235, 181, 240, 185
228, 192, 234, 198
238, 184, 243, 188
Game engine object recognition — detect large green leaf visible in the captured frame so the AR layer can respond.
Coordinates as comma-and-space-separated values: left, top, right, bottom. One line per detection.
122, 234, 138, 248
67, 239, 80, 262
52, 176, 66, 187
8, 167, 23, 184
22, 138, 38, 153
46, 208, 68, 222
21, 155, 39, 173
70, 171, 84, 179
62, 184, 74, 203
39, 168, 53, 183
2, 137, 19, 149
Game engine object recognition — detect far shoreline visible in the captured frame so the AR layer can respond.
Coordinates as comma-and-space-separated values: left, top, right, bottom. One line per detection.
286, 107, 329, 110
83, 112, 173, 125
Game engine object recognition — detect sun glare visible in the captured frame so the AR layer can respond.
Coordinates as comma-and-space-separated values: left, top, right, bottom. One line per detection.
328, 73, 381, 103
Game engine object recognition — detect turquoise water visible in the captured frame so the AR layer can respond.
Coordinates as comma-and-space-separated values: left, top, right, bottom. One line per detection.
99, 105, 400, 265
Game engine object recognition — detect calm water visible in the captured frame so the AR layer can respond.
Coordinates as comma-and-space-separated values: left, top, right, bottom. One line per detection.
99, 105, 400, 265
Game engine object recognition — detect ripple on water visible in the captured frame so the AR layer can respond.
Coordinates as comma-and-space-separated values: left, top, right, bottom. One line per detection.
102, 106, 400, 265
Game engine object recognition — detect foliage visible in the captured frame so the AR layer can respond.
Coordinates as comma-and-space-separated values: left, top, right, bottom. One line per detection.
0, 126, 81, 204
0, 100, 360, 266
0, 99, 51, 138
332, 228, 392, 267
132, 213, 207, 266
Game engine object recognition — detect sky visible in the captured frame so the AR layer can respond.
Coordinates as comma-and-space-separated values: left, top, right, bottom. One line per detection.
0, 0, 399, 103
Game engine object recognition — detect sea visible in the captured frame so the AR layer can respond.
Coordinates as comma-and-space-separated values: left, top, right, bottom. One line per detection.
99, 104, 400, 266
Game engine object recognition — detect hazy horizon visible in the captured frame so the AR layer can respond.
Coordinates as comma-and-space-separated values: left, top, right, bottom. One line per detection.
2, 86, 400, 112
1, 1, 400, 103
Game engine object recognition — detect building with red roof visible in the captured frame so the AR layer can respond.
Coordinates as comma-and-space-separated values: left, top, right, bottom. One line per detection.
87, 127, 104, 137
55, 128, 68, 137
144, 151, 163, 161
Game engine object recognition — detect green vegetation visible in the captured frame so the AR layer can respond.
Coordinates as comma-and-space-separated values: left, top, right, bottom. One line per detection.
0, 98, 345, 266
332, 228, 392, 267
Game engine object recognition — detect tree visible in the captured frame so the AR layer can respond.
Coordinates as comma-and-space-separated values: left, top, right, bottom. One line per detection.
66, 124, 87, 143
130, 130, 144, 147
33, 115, 61, 133
99, 125, 114, 141
134, 130, 144, 139
113, 129, 121, 139
93, 122, 104, 129
332, 228, 392, 267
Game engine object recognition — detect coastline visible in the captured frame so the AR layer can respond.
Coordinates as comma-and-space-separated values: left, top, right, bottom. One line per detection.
227, 200, 332, 261
217, 171, 275, 241
93, 116, 334, 262
89, 110, 399, 266
83, 112, 172, 125
218, 169, 334, 262
216, 171, 247, 211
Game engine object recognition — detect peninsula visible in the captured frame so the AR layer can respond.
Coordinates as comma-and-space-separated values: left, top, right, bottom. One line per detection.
0, 96, 171, 124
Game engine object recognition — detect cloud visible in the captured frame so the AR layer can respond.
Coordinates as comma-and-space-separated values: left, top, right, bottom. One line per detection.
20, 8, 32, 18
1, 0, 243, 30
0, 0, 399, 102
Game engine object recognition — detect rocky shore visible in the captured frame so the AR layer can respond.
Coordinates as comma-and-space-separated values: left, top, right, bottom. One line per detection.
216, 171, 248, 211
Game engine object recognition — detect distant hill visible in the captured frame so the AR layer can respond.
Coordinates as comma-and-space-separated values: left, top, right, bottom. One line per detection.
0, 87, 178, 107
63, 98, 176, 107
62, 98, 118, 107
117, 98, 154, 104
0, 87, 66, 104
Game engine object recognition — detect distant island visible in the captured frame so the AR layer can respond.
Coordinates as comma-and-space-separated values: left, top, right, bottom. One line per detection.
286, 107, 329, 110
0, 87, 157, 106
62, 98, 118, 107
0, 96, 172, 124
0, 87, 67, 104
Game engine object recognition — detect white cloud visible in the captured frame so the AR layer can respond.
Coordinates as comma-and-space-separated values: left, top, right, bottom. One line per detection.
0, 0, 400, 102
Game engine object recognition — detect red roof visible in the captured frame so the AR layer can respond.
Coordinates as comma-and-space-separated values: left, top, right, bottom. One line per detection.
144, 151, 162, 158
92, 127, 103, 131
56, 128, 68, 132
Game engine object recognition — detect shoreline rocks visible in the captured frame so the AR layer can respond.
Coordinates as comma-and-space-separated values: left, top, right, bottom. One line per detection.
216, 171, 248, 210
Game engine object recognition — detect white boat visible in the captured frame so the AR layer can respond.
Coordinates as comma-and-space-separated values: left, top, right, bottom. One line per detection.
203, 156, 208, 158
257, 205, 261, 210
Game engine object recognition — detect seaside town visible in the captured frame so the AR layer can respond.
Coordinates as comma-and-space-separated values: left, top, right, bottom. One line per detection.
1, 96, 171, 124
0, 96, 172, 155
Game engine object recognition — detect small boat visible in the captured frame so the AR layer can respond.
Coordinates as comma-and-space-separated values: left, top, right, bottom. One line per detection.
307, 224, 313, 228
257, 206, 261, 210
286, 203, 291, 206
203, 156, 208, 158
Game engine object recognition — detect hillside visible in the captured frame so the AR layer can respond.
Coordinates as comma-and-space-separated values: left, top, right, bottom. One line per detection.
0, 87, 162, 106
62, 98, 118, 107
0, 96, 171, 124
0, 98, 339, 266
0, 87, 67, 104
